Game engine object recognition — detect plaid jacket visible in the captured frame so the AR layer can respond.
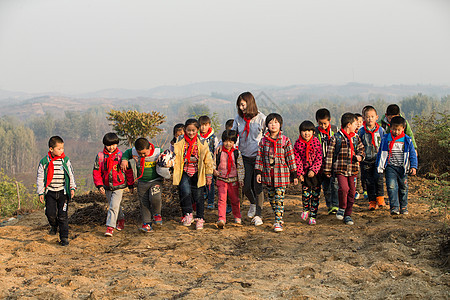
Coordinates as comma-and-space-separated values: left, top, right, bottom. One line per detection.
323, 130, 365, 177
255, 132, 297, 187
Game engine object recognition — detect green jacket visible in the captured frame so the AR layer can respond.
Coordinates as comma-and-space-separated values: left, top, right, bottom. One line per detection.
36, 155, 76, 200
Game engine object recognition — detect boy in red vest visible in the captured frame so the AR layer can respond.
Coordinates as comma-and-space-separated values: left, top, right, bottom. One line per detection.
37, 136, 76, 246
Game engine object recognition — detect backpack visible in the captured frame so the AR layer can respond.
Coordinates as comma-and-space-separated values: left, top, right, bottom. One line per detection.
97, 151, 123, 171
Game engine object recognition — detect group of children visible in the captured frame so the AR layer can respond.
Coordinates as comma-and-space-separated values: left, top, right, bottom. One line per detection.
37, 93, 418, 245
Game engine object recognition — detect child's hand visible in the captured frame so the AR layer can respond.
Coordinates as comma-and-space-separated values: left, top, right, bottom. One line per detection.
207, 177, 212, 187
299, 175, 304, 182
70, 190, 75, 198
213, 170, 220, 177
356, 155, 362, 162
410, 168, 416, 176
120, 160, 128, 173
256, 174, 262, 183
39, 195, 44, 203
308, 170, 315, 178
293, 178, 299, 185
239, 181, 244, 187
326, 174, 331, 178
98, 186, 105, 194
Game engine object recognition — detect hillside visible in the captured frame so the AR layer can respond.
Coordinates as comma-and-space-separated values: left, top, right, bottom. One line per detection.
0, 177, 448, 299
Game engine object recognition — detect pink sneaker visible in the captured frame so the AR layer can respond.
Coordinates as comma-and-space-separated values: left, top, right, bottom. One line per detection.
196, 218, 205, 230
183, 213, 194, 226
301, 211, 309, 221
153, 214, 163, 225
308, 217, 316, 225
116, 219, 125, 231
105, 226, 114, 237
140, 223, 153, 233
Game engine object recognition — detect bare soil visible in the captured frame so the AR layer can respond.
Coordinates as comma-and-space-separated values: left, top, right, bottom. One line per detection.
0, 177, 449, 299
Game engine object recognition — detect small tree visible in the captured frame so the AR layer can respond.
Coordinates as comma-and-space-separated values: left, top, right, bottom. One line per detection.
107, 109, 166, 147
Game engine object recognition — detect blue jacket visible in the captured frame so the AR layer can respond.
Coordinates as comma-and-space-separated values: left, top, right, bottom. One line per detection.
376, 133, 418, 175
358, 125, 385, 161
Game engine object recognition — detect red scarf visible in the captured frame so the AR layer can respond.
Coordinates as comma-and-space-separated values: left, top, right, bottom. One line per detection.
388, 132, 405, 160
298, 136, 312, 163
318, 126, 331, 140
184, 135, 198, 163
200, 127, 212, 139
222, 146, 236, 176
104, 148, 119, 176
340, 129, 356, 159
135, 144, 155, 181
265, 133, 279, 157
364, 123, 380, 147
45, 151, 66, 188
242, 115, 252, 140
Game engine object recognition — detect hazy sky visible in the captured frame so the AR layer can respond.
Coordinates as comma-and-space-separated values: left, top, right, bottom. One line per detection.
0, 0, 449, 93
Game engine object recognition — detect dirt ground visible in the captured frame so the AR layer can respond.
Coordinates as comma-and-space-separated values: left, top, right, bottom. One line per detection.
0, 177, 449, 299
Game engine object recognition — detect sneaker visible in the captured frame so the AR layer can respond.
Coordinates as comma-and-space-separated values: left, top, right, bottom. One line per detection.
153, 214, 163, 225
376, 196, 386, 208
116, 219, 125, 231
369, 201, 377, 211
251, 216, 263, 226
207, 203, 215, 210
183, 213, 194, 226
140, 223, 153, 233
48, 226, 58, 235
300, 211, 309, 221
390, 208, 400, 215
363, 191, 368, 199
344, 216, 354, 225
336, 208, 345, 220
196, 218, 205, 230
217, 219, 225, 229
234, 218, 242, 224
355, 192, 360, 199
308, 217, 316, 225
273, 223, 283, 232
328, 207, 339, 215
105, 226, 114, 236
400, 207, 409, 215
59, 238, 69, 246
247, 204, 256, 218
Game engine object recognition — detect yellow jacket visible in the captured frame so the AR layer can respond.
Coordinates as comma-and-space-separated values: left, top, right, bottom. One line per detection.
172, 137, 214, 187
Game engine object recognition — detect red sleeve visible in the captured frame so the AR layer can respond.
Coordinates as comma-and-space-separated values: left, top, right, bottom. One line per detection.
125, 167, 134, 186
92, 154, 104, 188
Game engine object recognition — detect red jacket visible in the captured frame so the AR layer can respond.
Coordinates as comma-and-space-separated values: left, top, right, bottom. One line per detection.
93, 149, 134, 191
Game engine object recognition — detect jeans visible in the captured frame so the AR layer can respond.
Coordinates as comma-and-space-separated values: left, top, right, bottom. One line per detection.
242, 156, 264, 217
45, 190, 69, 239
216, 179, 241, 221
137, 180, 162, 224
205, 177, 215, 206
178, 172, 205, 219
105, 189, 125, 227
336, 175, 357, 217
385, 165, 408, 210
362, 161, 384, 202
322, 175, 339, 209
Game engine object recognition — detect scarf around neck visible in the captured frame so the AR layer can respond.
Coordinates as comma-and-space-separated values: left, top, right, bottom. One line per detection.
340, 129, 356, 159
388, 132, 405, 160
104, 148, 119, 175
184, 135, 198, 163
200, 127, 213, 139
364, 122, 380, 148
45, 151, 66, 188
298, 136, 313, 163
318, 126, 331, 140
135, 144, 155, 181
222, 146, 236, 176
242, 115, 252, 141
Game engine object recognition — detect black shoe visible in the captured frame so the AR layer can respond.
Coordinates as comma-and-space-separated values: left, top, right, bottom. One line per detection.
48, 226, 58, 235
59, 238, 69, 246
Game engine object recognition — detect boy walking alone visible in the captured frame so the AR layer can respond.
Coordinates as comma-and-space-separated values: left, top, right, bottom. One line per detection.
323, 113, 365, 225
37, 136, 76, 246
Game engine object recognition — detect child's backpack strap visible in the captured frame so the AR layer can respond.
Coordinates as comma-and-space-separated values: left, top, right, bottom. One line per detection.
97, 152, 105, 166
233, 150, 239, 167
332, 132, 343, 164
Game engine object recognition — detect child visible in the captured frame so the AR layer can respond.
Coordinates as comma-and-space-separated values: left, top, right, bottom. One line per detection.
93, 132, 134, 237
170, 123, 185, 152
358, 106, 386, 210
198, 115, 219, 210
121, 138, 163, 233
323, 113, 365, 225
314, 108, 339, 215
256, 113, 298, 232
232, 92, 266, 225
214, 130, 244, 228
294, 121, 323, 225
172, 118, 214, 230
379, 104, 417, 150
377, 116, 417, 215
37, 136, 76, 246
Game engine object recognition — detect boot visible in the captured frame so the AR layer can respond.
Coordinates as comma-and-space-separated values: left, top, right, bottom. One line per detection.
376, 196, 386, 208
369, 201, 377, 211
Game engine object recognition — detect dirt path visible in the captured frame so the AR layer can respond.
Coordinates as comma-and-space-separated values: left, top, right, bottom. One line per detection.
0, 177, 448, 299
